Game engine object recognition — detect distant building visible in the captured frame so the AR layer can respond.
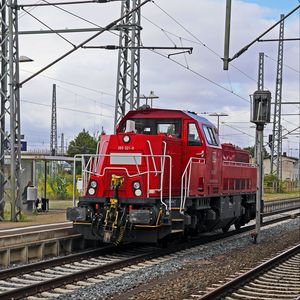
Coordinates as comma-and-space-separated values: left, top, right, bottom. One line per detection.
263, 153, 299, 182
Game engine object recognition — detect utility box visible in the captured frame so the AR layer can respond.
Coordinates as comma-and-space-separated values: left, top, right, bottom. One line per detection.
251, 90, 271, 124
27, 186, 37, 201
27, 186, 37, 212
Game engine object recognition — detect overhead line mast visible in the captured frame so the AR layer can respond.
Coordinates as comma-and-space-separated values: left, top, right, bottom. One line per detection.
114, 0, 141, 129
50, 84, 58, 156
270, 15, 284, 190
0, 0, 21, 221
0, 0, 151, 221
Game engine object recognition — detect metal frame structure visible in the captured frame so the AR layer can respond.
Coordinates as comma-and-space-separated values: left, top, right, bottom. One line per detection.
0, 0, 21, 221
50, 84, 58, 156
254, 52, 264, 161
114, 0, 141, 128
0, 0, 8, 219
257, 52, 264, 91
270, 15, 284, 186
0, 0, 150, 221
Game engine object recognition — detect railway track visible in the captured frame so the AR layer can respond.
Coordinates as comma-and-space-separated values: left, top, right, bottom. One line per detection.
192, 243, 300, 300
0, 197, 297, 268
0, 202, 298, 299
0, 212, 298, 300
263, 197, 300, 216
0, 244, 162, 300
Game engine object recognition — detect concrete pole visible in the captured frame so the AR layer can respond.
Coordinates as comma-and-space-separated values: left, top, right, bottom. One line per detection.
223, 0, 232, 70
44, 161, 47, 199
32, 160, 36, 186
255, 124, 263, 243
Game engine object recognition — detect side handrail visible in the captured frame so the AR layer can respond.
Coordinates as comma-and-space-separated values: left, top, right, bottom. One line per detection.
223, 160, 256, 168
94, 140, 108, 172
72, 154, 91, 206
147, 140, 158, 175
180, 157, 205, 213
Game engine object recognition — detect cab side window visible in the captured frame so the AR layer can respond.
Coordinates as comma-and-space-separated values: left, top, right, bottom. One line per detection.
203, 125, 218, 146
188, 123, 201, 146
157, 123, 176, 135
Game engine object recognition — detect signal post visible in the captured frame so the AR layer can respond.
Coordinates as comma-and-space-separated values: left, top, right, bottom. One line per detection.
251, 90, 271, 243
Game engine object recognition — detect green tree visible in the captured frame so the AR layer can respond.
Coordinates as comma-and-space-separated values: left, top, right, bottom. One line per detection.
67, 129, 98, 157
243, 145, 269, 158
49, 175, 69, 200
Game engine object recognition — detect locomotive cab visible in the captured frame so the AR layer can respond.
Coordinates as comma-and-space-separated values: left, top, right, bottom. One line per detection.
67, 107, 256, 244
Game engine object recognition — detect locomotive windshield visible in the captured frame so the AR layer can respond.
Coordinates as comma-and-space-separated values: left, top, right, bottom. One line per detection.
121, 118, 182, 138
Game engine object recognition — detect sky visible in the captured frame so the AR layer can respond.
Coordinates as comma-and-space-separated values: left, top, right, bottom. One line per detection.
16, 0, 300, 158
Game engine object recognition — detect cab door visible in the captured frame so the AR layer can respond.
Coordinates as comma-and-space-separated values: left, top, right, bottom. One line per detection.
202, 124, 222, 195
183, 120, 206, 195
183, 121, 205, 162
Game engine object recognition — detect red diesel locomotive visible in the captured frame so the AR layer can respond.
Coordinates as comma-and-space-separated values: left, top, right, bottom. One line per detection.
67, 107, 257, 244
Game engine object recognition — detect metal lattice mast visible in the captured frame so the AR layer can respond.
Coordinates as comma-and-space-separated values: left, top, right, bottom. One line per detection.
258, 52, 264, 91
0, 0, 9, 219
61, 133, 64, 155
114, 0, 141, 129
270, 14, 284, 183
0, 0, 21, 220
50, 83, 58, 156
254, 52, 264, 163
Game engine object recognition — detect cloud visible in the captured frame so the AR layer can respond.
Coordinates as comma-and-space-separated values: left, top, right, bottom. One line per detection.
16, 0, 299, 154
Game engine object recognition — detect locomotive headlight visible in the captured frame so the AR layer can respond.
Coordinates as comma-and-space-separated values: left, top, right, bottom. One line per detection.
123, 135, 130, 143
90, 180, 97, 188
134, 189, 142, 197
88, 188, 96, 195
132, 181, 140, 190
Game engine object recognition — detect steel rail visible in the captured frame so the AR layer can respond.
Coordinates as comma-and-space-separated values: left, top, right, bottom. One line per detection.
0, 211, 298, 299
0, 244, 116, 280
263, 206, 300, 217
0, 250, 162, 300
264, 197, 300, 206
198, 243, 300, 300
0, 242, 191, 300
263, 197, 300, 216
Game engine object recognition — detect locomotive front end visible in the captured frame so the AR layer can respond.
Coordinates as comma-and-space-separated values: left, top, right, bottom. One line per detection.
67, 124, 181, 244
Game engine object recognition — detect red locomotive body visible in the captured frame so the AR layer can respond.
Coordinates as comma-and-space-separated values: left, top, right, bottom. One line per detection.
67, 108, 257, 244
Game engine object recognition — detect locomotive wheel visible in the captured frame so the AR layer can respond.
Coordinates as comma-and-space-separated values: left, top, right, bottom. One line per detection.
158, 237, 169, 248
234, 222, 241, 230
222, 225, 230, 233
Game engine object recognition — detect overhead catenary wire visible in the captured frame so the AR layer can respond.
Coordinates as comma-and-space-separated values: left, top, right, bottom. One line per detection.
21, 99, 113, 118
264, 53, 300, 74
57, 85, 115, 108
22, 8, 76, 47
19, 0, 152, 86
18, 0, 298, 143
19, 0, 44, 19
20, 69, 115, 97
151, 1, 221, 58
40, 0, 119, 34
143, 11, 269, 99
143, 6, 254, 98
21, 0, 297, 117
221, 122, 255, 138
150, 48, 250, 103
145, 3, 258, 82
147, 3, 299, 115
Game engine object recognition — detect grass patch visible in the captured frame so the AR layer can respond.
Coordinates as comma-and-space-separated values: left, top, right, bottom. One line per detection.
48, 199, 73, 210
263, 191, 300, 201
1, 199, 73, 223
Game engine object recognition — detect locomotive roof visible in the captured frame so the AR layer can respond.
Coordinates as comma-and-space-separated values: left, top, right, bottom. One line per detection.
122, 108, 216, 128
184, 111, 216, 128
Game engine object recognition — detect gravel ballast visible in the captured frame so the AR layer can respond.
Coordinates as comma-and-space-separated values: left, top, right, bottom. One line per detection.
55, 218, 299, 300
